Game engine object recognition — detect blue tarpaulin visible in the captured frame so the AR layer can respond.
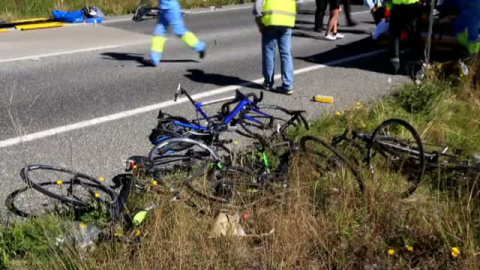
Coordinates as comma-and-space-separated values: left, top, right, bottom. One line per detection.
52, 10, 85, 23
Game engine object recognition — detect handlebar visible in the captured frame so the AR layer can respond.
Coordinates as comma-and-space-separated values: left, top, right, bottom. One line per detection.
235, 89, 263, 103
220, 90, 264, 115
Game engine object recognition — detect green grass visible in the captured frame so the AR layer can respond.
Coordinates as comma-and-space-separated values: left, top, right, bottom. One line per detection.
0, 0, 251, 22
2, 59, 480, 269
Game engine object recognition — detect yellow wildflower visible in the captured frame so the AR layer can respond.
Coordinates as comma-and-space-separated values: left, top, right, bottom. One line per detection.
135, 230, 142, 237
387, 249, 395, 256
99, 176, 105, 182
152, 180, 158, 186
451, 247, 461, 258
336, 111, 342, 116
79, 223, 87, 229
56, 180, 63, 185
405, 245, 414, 252
95, 192, 101, 198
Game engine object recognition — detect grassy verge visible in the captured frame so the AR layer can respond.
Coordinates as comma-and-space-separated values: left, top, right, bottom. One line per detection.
0, 0, 250, 22
1, 60, 480, 269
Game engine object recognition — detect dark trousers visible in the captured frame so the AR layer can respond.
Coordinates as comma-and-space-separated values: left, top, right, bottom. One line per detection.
390, 3, 424, 62
314, 0, 354, 31
314, 0, 328, 31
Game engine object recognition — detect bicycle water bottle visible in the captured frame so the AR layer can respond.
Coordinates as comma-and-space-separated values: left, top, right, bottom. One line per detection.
313, 95, 334, 103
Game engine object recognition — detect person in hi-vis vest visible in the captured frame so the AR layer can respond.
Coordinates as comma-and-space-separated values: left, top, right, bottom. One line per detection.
150, 0, 206, 66
253, 0, 297, 95
389, 0, 423, 74
455, 0, 480, 55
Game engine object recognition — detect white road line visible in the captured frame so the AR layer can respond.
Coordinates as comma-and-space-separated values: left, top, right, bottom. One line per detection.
0, 49, 387, 149
0, 9, 369, 63
0, 41, 148, 63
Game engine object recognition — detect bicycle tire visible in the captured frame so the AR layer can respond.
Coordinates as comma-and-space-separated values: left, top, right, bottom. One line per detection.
7, 180, 117, 218
186, 165, 270, 206
300, 136, 364, 193
367, 119, 425, 197
20, 165, 118, 208
148, 138, 219, 187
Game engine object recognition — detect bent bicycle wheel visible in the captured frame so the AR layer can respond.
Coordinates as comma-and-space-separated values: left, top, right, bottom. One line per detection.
148, 138, 219, 191
6, 181, 116, 218
300, 136, 364, 193
20, 165, 118, 208
367, 119, 425, 198
237, 104, 309, 142
186, 165, 269, 207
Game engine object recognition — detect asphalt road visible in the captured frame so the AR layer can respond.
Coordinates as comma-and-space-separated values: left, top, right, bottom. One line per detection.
0, 2, 409, 219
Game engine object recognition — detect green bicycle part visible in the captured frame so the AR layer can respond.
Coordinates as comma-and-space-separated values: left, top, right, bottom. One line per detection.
261, 151, 271, 174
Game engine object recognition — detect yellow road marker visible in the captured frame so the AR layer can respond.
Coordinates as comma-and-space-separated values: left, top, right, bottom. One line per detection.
15, 22, 66, 31
11, 18, 50, 23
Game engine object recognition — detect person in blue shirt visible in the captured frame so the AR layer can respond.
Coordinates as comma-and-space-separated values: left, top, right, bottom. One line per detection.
455, 0, 480, 55
150, 0, 206, 66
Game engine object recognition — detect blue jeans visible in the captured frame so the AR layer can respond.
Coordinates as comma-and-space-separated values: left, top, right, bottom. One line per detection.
262, 27, 294, 90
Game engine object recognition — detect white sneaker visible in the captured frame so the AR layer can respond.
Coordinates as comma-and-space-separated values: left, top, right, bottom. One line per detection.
324, 34, 336, 41
335, 33, 345, 39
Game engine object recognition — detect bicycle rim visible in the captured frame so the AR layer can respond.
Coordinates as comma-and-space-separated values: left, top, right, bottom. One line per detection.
368, 119, 425, 198
7, 180, 116, 218
20, 165, 118, 208
300, 136, 364, 193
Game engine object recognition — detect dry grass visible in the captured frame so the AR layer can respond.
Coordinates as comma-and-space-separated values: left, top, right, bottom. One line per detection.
2, 60, 480, 269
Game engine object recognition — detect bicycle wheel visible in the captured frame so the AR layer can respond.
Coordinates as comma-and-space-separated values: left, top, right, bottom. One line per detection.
367, 119, 425, 197
186, 165, 271, 207
300, 136, 364, 193
226, 140, 293, 179
20, 165, 118, 208
6, 181, 116, 218
237, 104, 309, 141
147, 138, 220, 190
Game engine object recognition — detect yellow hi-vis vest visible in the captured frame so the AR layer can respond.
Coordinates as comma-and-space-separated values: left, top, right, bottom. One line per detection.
261, 0, 297, 27
392, 0, 420, 4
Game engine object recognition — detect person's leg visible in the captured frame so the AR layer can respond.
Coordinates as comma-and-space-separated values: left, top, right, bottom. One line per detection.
326, 8, 339, 38
466, 9, 480, 54
150, 10, 169, 66
262, 27, 277, 89
314, 0, 328, 32
404, 3, 424, 63
389, 4, 403, 73
169, 4, 206, 54
341, 0, 357, 26
455, 9, 469, 47
277, 28, 294, 92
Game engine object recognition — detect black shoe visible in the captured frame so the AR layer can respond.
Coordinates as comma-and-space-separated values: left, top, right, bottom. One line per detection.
199, 49, 206, 59
347, 20, 358, 27
273, 86, 293, 95
262, 82, 273, 91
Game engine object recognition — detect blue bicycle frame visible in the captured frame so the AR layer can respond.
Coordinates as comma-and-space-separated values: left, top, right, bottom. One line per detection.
153, 89, 271, 144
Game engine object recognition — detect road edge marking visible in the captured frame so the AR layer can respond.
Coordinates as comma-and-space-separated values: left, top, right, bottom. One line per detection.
0, 49, 387, 149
